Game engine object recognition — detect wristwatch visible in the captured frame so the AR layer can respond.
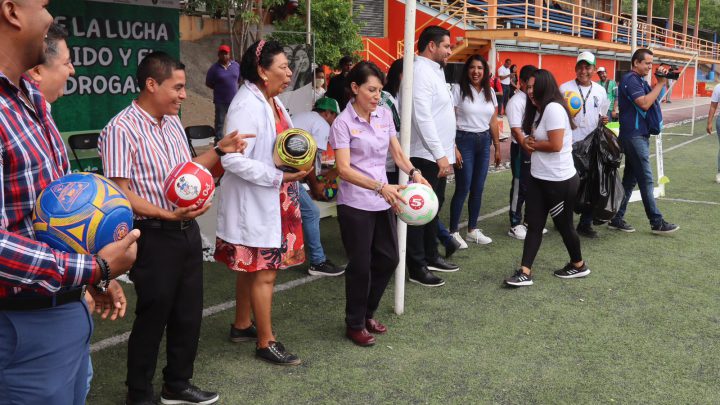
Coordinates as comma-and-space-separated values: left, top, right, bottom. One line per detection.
213, 144, 226, 157
93, 255, 110, 293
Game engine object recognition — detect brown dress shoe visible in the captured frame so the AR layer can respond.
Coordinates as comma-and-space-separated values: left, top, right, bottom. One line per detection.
346, 327, 376, 346
365, 318, 387, 334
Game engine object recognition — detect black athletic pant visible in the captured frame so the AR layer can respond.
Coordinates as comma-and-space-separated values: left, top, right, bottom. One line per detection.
509, 142, 531, 227
521, 174, 583, 268
406, 157, 446, 270
126, 221, 203, 400
337, 205, 399, 330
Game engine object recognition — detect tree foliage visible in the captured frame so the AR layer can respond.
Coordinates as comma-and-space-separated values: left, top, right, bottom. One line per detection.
270, 0, 364, 68
621, 0, 720, 36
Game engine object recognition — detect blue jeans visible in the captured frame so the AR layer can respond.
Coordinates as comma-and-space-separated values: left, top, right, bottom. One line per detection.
437, 220, 453, 246
0, 300, 92, 404
299, 185, 326, 265
214, 103, 230, 141
613, 136, 663, 226
450, 130, 491, 232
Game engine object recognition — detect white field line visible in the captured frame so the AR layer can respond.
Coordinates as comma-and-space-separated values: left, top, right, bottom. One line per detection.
657, 197, 720, 205
92, 131, 707, 353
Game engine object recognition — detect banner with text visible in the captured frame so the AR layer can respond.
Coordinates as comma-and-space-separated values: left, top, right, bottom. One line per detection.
49, 0, 180, 132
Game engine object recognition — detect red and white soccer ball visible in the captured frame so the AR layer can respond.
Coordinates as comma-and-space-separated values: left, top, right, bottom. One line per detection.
397, 183, 439, 226
163, 162, 215, 209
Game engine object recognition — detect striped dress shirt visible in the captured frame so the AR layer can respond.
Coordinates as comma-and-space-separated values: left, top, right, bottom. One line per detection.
0, 73, 96, 298
98, 101, 192, 219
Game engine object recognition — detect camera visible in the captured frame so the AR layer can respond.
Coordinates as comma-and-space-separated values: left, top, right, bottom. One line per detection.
655, 65, 680, 80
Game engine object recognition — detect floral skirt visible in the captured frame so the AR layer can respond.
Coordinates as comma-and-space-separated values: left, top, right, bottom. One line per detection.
214, 182, 305, 272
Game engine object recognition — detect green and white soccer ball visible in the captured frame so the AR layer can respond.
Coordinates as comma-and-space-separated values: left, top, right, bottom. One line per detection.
398, 183, 439, 226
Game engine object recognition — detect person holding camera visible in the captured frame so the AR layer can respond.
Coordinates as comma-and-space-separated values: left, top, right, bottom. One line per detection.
608, 49, 679, 234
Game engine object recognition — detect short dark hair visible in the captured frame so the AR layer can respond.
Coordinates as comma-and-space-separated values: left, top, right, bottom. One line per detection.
417, 26, 450, 53
631, 48, 654, 66
136, 51, 185, 90
338, 55, 353, 68
44, 23, 68, 65
315, 67, 325, 76
346, 61, 384, 92
240, 40, 285, 85
383, 58, 403, 98
505, 58, 512, 63
518, 65, 537, 84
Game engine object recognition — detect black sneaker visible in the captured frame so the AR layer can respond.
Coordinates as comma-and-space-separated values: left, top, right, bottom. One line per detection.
308, 260, 345, 276
553, 262, 591, 279
444, 237, 461, 259
426, 257, 459, 272
160, 385, 219, 405
256, 341, 302, 366
592, 218, 609, 226
576, 223, 598, 238
608, 219, 635, 232
408, 267, 445, 287
504, 269, 533, 287
651, 220, 679, 234
229, 322, 257, 343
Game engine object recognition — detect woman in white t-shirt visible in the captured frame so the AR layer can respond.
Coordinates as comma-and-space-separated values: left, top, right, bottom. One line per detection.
504, 69, 590, 287
448, 55, 501, 245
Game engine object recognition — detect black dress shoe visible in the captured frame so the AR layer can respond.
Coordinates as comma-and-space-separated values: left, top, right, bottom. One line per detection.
427, 257, 459, 272
408, 267, 445, 287
160, 384, 218, 404
576, 223, 598, 238
444, 237, 461, 259
229, 322, 257, 342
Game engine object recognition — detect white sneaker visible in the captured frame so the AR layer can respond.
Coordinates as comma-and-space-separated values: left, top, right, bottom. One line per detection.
543, 227, 548, 234
466, 229, 492, 244
507, 224, 527, 240
716, 172, 720, 184
450, 232, 468, 249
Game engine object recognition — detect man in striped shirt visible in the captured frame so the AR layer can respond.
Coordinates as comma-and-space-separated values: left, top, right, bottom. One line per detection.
99, 51, 249, 405
1, 1, 139, 403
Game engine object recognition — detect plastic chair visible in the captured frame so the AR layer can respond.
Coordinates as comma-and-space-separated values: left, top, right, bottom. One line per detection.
67, 133, 102, 174
185, 125, 215, 157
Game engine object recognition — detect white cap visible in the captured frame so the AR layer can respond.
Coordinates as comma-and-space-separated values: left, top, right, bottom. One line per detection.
576, 51, 596, 66
597, 66, 606, 73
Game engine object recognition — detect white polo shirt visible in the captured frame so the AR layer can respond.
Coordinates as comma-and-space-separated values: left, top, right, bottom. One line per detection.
506, 91, 527, 144
559, 80, 608, 143
498, 65, 511, 85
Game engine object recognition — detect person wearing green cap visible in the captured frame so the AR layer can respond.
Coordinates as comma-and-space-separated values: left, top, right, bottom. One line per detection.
596, 66, 618, 121
292, 97, 344, 277
559, 51, 609, 239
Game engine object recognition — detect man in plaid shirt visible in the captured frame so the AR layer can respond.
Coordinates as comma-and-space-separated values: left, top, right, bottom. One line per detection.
0, 1, 139, 403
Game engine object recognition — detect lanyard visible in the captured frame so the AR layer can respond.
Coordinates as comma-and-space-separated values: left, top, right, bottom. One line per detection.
575, 80, 593, 115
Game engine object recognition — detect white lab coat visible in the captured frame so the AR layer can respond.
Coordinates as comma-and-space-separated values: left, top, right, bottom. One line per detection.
216, 81, 291, 248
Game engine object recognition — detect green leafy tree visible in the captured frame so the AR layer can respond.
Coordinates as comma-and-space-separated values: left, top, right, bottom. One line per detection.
270, 0, 363, 68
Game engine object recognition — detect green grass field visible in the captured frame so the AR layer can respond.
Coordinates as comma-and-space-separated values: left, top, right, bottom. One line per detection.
87, 120, 720, 404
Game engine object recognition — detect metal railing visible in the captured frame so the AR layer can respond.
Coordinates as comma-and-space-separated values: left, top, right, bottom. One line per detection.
424, 0, 717, 59
362, 38, 395, 70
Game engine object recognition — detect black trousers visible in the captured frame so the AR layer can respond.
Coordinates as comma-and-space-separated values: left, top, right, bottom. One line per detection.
509, 142, 531, 227
337, 205, 399, 330
522, 174, 583, 268
126, 221, 203, 399
406, 157, 446, 270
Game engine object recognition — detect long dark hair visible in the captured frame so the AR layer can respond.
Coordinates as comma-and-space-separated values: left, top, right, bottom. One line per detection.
459, 55, 492, 103
384, 58, 403, 98
522, 69, 576, 136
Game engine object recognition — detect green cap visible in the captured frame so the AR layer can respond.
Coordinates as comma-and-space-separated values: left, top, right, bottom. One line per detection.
314, 97, 340, 114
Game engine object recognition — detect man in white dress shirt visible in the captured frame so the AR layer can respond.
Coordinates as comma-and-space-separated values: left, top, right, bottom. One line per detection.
406, 26, 459, 287
559, 51, 609, 239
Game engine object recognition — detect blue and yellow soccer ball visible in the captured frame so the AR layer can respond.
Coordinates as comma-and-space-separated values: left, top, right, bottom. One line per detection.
32, 173, 133, 254
564, 91, 583, 117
